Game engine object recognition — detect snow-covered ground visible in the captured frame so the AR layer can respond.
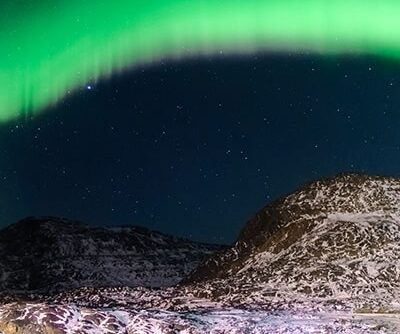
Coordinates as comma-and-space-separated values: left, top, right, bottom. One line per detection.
1, 303, 400, 333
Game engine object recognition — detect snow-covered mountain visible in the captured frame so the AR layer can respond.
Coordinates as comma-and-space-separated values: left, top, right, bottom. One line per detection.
0, 216, 223, 293
186, 173, 400, 307
2, 173, 400, 333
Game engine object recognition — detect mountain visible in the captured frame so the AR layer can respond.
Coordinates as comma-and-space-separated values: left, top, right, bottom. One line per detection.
0, 216, 223, 293
2, 173, 400, 333
185, 173, 400, 306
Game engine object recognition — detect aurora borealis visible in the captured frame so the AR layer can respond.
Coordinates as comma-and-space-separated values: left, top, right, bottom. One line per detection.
2, 0, 400, 122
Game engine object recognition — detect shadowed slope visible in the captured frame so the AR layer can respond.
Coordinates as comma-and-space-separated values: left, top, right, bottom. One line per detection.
0, 216, 223, 293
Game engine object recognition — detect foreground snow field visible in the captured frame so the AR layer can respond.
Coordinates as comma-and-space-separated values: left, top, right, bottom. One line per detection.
1, 303, 400, 334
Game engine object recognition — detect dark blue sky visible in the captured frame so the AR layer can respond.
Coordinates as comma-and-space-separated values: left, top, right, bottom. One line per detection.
1, 54, 400, 243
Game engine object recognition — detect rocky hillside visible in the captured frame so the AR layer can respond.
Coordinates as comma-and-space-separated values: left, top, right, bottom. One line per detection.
0, 216, 223, 293
185, 173, 400, 304
2, 174, 400, 333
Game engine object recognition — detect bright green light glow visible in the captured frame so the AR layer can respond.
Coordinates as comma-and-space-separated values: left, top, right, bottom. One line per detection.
1, 0, 400, 121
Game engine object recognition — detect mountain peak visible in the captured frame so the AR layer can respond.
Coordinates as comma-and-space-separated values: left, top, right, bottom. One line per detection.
186, 173, 400, 285
8, 216, 85, 233
237, 173, 400, 249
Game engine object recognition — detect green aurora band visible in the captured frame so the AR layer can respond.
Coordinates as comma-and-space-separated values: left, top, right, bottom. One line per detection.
1, 0, 400, 122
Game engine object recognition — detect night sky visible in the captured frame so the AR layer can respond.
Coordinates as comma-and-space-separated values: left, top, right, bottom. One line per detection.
1, 54, 400, 243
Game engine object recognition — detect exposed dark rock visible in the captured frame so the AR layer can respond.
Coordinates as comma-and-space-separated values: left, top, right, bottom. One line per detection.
0, 216, 224, 294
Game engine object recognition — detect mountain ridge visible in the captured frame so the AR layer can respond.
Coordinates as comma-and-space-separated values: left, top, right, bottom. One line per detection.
0, 216, 224, 293
185, 173, 400, 300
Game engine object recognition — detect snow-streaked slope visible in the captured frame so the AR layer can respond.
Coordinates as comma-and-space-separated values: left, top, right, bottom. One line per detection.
186, 174, 400, 307
0, 217, 223, 293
